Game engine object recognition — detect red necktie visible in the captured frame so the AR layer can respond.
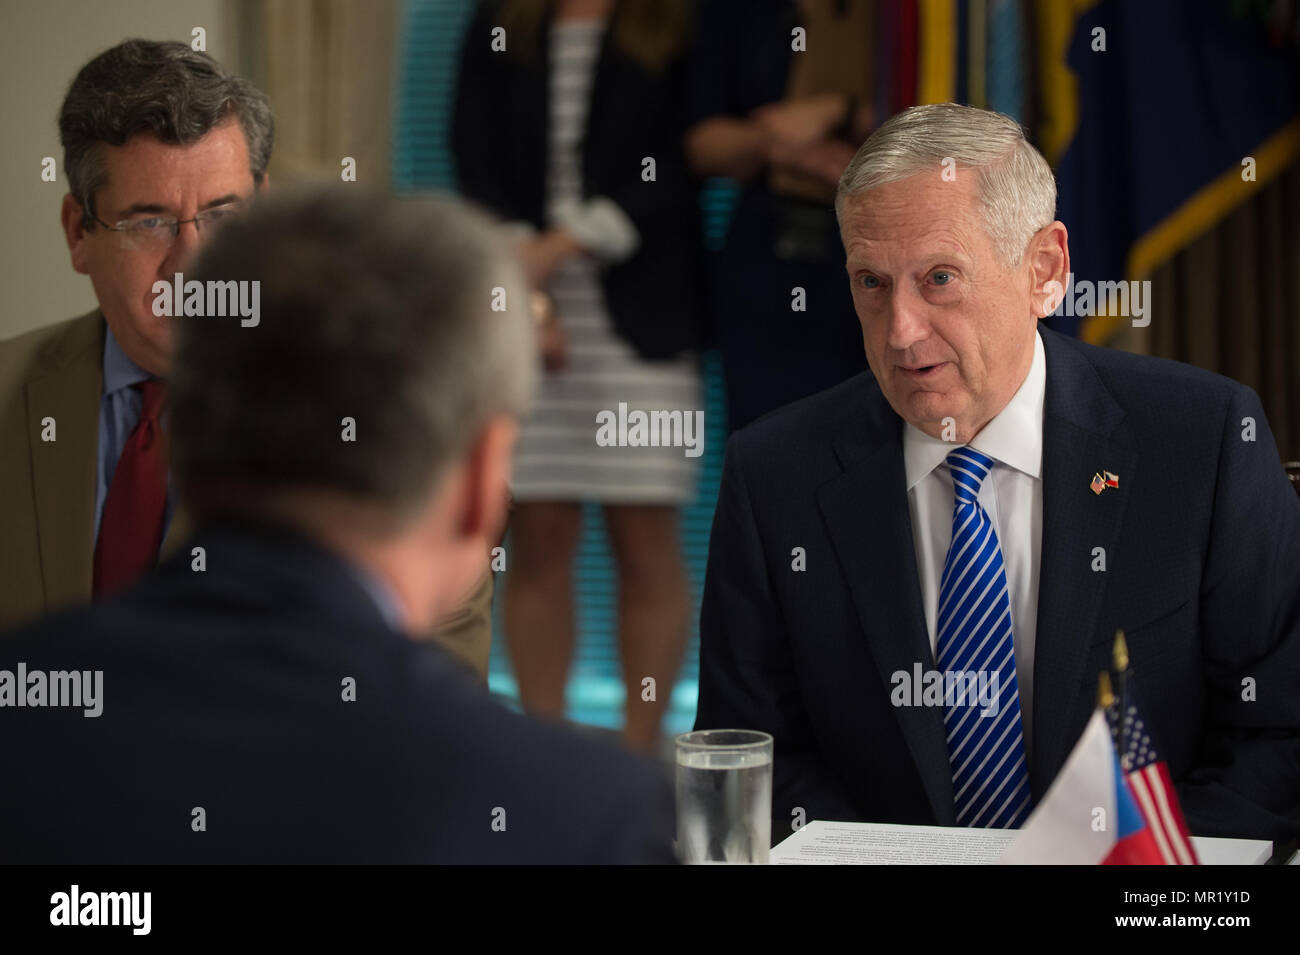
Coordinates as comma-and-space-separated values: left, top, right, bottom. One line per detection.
93, 379, 169, 597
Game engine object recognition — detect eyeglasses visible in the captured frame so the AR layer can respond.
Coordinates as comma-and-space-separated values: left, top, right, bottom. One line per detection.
89, 202, 247, 251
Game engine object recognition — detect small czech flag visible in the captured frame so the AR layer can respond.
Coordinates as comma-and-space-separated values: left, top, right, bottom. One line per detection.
1104, 470, 1119, 488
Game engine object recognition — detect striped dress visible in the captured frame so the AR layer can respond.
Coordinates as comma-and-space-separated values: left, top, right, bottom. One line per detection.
511, 18, 701, 504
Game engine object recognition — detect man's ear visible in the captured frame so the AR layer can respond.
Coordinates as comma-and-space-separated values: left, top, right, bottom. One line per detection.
457, 415, 519, 544
61, 193, 91, 275
1028, 220, 1070, 318
257, 171, 271, 195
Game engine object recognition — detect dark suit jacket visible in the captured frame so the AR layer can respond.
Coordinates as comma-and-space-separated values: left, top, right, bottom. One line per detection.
0, 519, 675, 863
696, 325, 1300, 845
451, 0, 704, 360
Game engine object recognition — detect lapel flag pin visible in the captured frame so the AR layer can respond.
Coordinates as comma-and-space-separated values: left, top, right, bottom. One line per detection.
1091, 473, 1105, 495
1104, 470, 1119, 488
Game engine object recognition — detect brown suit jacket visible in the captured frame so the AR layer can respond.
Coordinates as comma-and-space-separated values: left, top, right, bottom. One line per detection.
0, 311, 494, 677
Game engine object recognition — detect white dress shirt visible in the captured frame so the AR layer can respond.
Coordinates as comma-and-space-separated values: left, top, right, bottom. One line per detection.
902, 330, 1046, 756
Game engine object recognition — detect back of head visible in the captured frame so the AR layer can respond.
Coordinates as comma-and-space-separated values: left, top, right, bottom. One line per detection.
170, 187, 537, 529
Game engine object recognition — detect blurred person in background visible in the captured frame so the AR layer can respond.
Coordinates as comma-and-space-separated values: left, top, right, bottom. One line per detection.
685, 0, 876, 431
453, 0, 703, 752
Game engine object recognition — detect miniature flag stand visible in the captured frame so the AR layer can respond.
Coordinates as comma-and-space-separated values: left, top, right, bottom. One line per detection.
999, 633, 1197, 864
1106, 632, 1199, 864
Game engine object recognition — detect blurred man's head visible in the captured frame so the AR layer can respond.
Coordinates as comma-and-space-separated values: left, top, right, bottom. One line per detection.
836, 103, 1069, 442
170, 188, 537, 632
58, 39, 274, 377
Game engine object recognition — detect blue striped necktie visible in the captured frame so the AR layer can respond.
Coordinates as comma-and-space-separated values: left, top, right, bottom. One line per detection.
935, 447, 1031, 828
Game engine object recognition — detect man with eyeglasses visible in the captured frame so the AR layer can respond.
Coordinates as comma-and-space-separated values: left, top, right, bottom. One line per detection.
0, 40, 495, 678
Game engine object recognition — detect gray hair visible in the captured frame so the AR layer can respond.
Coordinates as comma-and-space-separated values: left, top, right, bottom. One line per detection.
171, 187, 537, 522
58, 39, 274, 225
835, 103, 1057, 265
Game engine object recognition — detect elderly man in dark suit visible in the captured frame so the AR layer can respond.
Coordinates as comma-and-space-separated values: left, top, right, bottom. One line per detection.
696, 103, 1300, 847
0, 188, 675, 863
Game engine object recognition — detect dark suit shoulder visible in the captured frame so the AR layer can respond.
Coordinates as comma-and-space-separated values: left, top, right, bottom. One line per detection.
0, 591, 676, 863
1047, 328, 1243, 408
729, 371, 881, 458
398, 651, 676, 862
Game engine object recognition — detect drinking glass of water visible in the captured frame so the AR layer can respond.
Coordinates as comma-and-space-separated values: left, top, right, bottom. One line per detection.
674, 729, 773, 864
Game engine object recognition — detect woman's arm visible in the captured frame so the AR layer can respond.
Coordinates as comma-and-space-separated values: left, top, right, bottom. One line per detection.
684, 116, 772, 183
686, 93, 867, 185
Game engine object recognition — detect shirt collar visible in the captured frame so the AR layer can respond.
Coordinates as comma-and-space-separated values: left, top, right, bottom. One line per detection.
902, 328, 1046, 489
101, 319, 155, 397
346, 561, 408, 633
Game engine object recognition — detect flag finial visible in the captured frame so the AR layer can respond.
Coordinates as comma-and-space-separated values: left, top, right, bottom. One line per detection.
1097, 670, 1115, 709
1112, 630, 1129, 672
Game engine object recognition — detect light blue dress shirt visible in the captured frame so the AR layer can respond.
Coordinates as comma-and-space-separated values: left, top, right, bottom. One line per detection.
94, 323, 174, 547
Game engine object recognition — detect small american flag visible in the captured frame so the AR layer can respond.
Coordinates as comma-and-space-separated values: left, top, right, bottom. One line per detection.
1108, 681, 1200, 865
1091, 473, 1106, 495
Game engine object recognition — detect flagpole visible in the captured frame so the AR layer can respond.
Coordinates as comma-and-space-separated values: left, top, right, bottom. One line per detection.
1112, 630, 1129, 770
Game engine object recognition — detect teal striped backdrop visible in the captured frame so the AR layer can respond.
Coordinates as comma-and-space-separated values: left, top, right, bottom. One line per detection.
392, 0, 739, 733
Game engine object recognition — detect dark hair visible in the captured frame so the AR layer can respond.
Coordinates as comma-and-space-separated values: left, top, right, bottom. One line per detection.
170, 187, 536, 523
58, 39, 274, 224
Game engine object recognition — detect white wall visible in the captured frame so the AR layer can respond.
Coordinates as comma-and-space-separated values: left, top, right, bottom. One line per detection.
0, 0, 239, 340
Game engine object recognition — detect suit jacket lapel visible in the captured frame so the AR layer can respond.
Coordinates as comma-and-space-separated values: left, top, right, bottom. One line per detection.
1030, 329, 1137, 794
25, 311, 103, 611
817, 379, 957, 825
